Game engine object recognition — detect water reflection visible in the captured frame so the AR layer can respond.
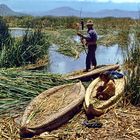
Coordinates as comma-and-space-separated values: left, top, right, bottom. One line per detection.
9, 28, 27, 37
73, 35, 81, 43
96, 44, 123, 64
47, 44, 86, 74
47, 44, 123, 74
9, 29, 124, 74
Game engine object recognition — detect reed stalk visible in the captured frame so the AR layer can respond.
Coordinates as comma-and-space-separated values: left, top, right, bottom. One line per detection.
124, 21, 140, 105
0, 68, 72, 115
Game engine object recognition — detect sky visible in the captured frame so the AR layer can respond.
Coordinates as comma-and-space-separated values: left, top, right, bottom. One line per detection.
0, 0, 140, 12
1, 0, 139, 2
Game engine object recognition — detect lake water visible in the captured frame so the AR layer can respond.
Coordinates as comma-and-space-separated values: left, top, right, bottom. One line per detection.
47, 44, 123, 74
10, 28, 124, 74
9, 28, 26, 37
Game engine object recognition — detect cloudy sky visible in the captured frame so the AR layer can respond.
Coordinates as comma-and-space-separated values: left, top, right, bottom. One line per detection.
1, 0, 140, 2
50, 0, 140, 2
0, 0, 140, 12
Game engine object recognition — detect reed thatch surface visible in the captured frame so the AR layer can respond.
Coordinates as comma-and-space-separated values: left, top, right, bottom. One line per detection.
21, 82, 85, 133
22, 83, 81, 128
85, 77, 125, 109
0, 103, 140, 140
65, 64, 119, 80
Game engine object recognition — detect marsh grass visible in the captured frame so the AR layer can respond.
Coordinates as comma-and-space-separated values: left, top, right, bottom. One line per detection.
47, 29, 83, 58
0, 17, 13, 49
0, 21, 50, 68
124, 21, 140, 105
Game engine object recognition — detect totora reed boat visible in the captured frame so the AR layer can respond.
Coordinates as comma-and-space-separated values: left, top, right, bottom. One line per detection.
64, 64, 119, 80
84, 76, 126, 117
20, 82, 85, 138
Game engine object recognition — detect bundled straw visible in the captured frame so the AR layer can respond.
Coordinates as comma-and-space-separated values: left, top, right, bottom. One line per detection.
0, 68, 72, 116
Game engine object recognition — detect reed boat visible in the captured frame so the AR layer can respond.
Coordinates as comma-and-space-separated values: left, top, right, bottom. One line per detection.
64, 64, 119, 80
20, 82, 85, 138
84, 76, 126, 117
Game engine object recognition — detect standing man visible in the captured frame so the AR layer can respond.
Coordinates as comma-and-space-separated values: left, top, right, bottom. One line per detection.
80, 19, 84, 30
77, 19, 98, 72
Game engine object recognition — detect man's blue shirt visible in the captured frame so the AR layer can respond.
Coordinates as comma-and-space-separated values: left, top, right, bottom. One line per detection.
85, 28, 98, 42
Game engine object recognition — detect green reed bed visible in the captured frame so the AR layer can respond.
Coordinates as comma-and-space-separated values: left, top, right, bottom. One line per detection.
0, 18, 50, 68
97, 33, 118, 47
0, 68, 72, 115
46, 29, 83, 58
124, 23, 140, 105
56, 35, 82, 58
0, 29, 50, 68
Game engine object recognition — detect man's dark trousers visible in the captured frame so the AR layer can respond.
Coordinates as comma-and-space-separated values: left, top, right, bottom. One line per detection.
86, 44, 97, 70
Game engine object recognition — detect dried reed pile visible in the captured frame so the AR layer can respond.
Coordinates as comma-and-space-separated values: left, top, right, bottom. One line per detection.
0, 103, 140, 140
0, 68, 72, 116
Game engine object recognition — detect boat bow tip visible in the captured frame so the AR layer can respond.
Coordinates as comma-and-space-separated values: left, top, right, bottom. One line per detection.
20, 126, 36, 138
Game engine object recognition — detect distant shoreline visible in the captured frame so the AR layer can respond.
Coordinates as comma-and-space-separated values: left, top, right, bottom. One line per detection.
9, 27, 27, 30
8, 27, 32, 31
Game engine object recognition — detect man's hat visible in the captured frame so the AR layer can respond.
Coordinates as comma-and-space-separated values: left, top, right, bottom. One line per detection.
86, 20, 93, 26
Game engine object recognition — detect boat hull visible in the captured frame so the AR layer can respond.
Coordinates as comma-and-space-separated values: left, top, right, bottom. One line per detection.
20, 82, 85, 138
65, 64, 119, 80
84, 76, 126, 117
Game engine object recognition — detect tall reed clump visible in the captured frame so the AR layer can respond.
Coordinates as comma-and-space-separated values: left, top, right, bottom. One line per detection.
17, 27, 50, 66
124, 21, 140, 105
0, 17, 14, 49
0, 19, 50, 68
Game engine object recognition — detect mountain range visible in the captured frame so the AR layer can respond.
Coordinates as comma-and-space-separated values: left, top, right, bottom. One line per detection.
0, 4, 26, 16
0, 4, 139, 19
38, 7, 139, 19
